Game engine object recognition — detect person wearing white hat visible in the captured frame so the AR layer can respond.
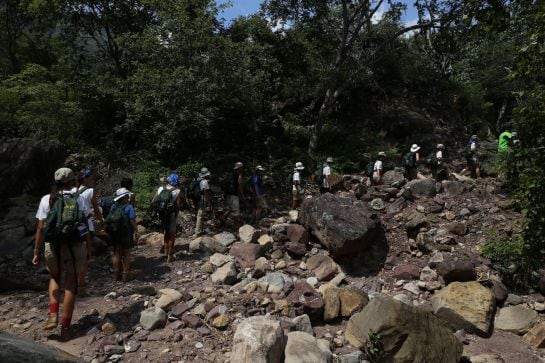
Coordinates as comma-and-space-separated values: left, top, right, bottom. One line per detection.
431, 144, 448, 181
250, 166, 267, 223
321, 157, 334, 194
461, 135, 481, 178
373, 152, 386, 185
403, 145, 421, 180
151, 173, 182, 261
32, 167, 91, 340
291, 162, 305, 209
223, 162, 246, 227
193, 167, 213, 237
109, 188, 138, 280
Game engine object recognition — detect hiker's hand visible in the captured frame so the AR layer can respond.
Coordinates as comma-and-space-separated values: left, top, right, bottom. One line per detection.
32, 254, 40, 266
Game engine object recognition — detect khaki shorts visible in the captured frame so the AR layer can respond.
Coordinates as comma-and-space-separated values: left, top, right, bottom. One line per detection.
255, 196, 267, 209
45, 241, 87, 276
292, 186, 303, 201
226, 195, 240, 216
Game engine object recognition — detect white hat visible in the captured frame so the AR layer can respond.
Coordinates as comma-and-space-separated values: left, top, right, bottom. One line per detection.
255, 165, 265, 171
378, 152, 386, 157
114, 187, 132, 202
437, 144, 445, 149
295, 162, 305, 170
54, 168, 75, 183
199, 167, 211, 178
326, 157, 334, 163
233, 162, 243, 170
410, 144, 421, 152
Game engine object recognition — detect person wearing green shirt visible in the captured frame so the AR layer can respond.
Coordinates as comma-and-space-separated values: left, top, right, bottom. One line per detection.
498, 129, 512, 152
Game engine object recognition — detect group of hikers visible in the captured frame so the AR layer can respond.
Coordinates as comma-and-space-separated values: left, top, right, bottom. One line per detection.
30, 130, 519, 339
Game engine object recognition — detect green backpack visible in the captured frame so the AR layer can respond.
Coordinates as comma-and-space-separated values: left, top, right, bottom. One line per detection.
43, 193, 85, 246
402, 152, 416, 168
425, 152, 437, 165
187, 179, 202, 203
463, 145, 474, 158
105, 203, 130, 245
153, 188, 176, 213
365, 161, 375, 177
314, 167, 324, 185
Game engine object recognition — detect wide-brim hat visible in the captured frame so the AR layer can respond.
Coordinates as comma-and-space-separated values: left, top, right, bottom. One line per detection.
437, 144, 445, 149
233, 162, 243, 170
54, 168, 75, 183
295, 162, 304, 170
114, 187, 132, 202
378, 152, 386, 157
410, 144, 421, 152
199, 167, 211, 178
255, 165, 265, 171
326, 157, 334, 163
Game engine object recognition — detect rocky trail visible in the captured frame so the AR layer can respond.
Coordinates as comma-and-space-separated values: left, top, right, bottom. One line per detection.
1, 166, 545, 363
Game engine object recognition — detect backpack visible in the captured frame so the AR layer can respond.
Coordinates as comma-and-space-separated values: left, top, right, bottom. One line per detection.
425, 152, 437, 166
187, 179, 202, 203
463, 145, 474, 159
245, 176, 255, 196
99, 195, 115, 217
402, 152, 416, 168
365, 162, 375, 177
153, 187, 176, 213
104, 203, 131, 246
285, 173, 294, 192
314, 167, 324, 185
43, 193, 85, 246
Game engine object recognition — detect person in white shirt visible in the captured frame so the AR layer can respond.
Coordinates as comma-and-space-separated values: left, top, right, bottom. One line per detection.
321, 157, 333, 194
373, 152, 386, 185
151, 173, 181, 262
292, 162, 305, 209
193, 167, 212, 238
32, 168, 91, 340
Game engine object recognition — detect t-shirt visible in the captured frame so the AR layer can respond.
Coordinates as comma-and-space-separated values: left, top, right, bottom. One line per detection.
77, 186, 95, 231
436, 151, 443, 160
470, 141, 478, 152
293, 171, 301, 184
35, 191, 89, 221
322, 165, 331, 188
199, 178, 210, 192
251, 175, 265, 196
157, 185, 181, 203
373, 160, 383, 179
498, 131, 512, 151
123, 203, 136, 237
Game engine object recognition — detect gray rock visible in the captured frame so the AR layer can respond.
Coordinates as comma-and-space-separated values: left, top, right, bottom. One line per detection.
393, 293, 413, 306
0, 330, 79, 361
495, 305, 538, 334
505, 293, 523, 306
209, 253, 233, 267
292, 314, 313, 335
387, 197, 408, 215
140, 307, 167, 330
231, 316, 284, 363
258, 273, 293, 293
211, 261, 238, 285
239, 224, 259, 243
213, 232, 236, 253
370, 198, 385, 211
405, 179, 437, 197
337, 351, 365, 363
284, 331, 333, 363
442, 181, 465, 196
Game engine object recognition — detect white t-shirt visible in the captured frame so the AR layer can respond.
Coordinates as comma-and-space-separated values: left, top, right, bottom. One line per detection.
436, 150, 443, 159
157, 185, 181, 203
322, 165, 331, 188
470, 142, 477, 151
35, 191, 89, 221
199, 178, 210, 192
373, 160, 383, 179
293, 170, 301, 184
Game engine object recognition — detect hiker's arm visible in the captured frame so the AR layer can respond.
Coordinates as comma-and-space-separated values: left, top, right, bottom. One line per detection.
238, 175, 245, 199
91, 193, 104, 223
130, 194, 137, 207
32, 219, 45, 266
84, 216, 92, 259
416, 153, 421, 162
131, 219, 139, 240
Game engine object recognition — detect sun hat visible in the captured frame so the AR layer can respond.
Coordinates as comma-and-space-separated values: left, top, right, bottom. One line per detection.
233, 162, 243, 170
410, 144, 421, 152
326, 157, 334, 163
255, 165, 265, 171
437, 144, 445, 149
114, 187, 132, 202
54, 168, 75, 183
295, 162, 305, 170
199, 167, 211, 178
167, 173, 179, 186
378, 152, 386, 157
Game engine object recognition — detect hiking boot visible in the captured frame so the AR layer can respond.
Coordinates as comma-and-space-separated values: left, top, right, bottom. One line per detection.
43, 313, 58, 330
113, 270, 121, 281
122, 271, 132, 282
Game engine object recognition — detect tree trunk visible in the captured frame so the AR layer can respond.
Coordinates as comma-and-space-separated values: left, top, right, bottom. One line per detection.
308, 88, 336, 155
496, 97, 508, 133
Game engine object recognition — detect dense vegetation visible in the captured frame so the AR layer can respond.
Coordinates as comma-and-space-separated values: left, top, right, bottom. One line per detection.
1, 1, 544, 274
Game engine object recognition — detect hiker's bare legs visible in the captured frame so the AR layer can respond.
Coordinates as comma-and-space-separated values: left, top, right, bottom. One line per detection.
112, 247, 121, 279
122, 249, 131, 273
49, 274, 61, 308
61, 272, 77, 328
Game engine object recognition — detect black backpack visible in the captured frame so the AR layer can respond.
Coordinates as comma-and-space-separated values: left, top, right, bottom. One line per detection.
105, 203, 131, 246
463, 145, 474, 159
365, 161, 375, 177
402, 152, 416, 168
99, 195, 115, 217
425, 152, 437, 166
187, 179, 202, 203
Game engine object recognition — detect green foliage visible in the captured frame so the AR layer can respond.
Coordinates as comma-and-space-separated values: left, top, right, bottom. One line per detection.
364, 330, 384, 362
132, 160, 164, 220
480, 230, 523, 272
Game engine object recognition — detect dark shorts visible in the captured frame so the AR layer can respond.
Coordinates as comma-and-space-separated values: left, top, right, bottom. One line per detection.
161, 212, 177, 236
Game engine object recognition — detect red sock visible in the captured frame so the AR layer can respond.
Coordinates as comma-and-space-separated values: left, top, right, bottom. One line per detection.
61, 316, 72, 329
49, 303, 59, 314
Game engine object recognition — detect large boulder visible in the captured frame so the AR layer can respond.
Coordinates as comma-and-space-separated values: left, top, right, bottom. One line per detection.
437, 260, 476, 284
229, 243, 262, 269
284, 331, 333, 363
231, 316, 284, 363
346, 296, 462, 362
382, 169, 406, 187
442, 181, 465, 196
431, 281, 495, 337
405, 179, 437, 198
0, 138, 65, 199
0, 331, 79, 362
299, 194, 387, 270
306, 254, 337, 281
495, 305, 537, 335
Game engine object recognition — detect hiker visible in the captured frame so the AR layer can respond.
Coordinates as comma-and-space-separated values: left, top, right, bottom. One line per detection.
430, 144, 448, 181
373, 152, 386, 185
403, 144, 421, 180
106, 188, 138, 281
320, 157, 333, 194
223, 162, 245, 228
192, 167, 212, 237
32, 168, 91, 340
498, 128, 512, 153
120, 177, 136, 207
151, 173, 181, 262
250, 166, 267, 222
74, 168, 103, 295
461, 135, 481, 178
291, 162, 305, 210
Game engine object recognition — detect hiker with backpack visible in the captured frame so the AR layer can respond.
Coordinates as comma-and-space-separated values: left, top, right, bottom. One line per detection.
106, 188, 138, 281
320, 157, 334, 194
402, 144, 420, 180
461, 135, 481, 178
428, 144, 448, 181
250, 166, 267, 223
32, 168, 91, 340
151, 173, 182, 262
373, 152, 386, 185
120, 177, 136, 207
291, 162, 305, 210
191, 167, 213, 237
223, 162, 246, 228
